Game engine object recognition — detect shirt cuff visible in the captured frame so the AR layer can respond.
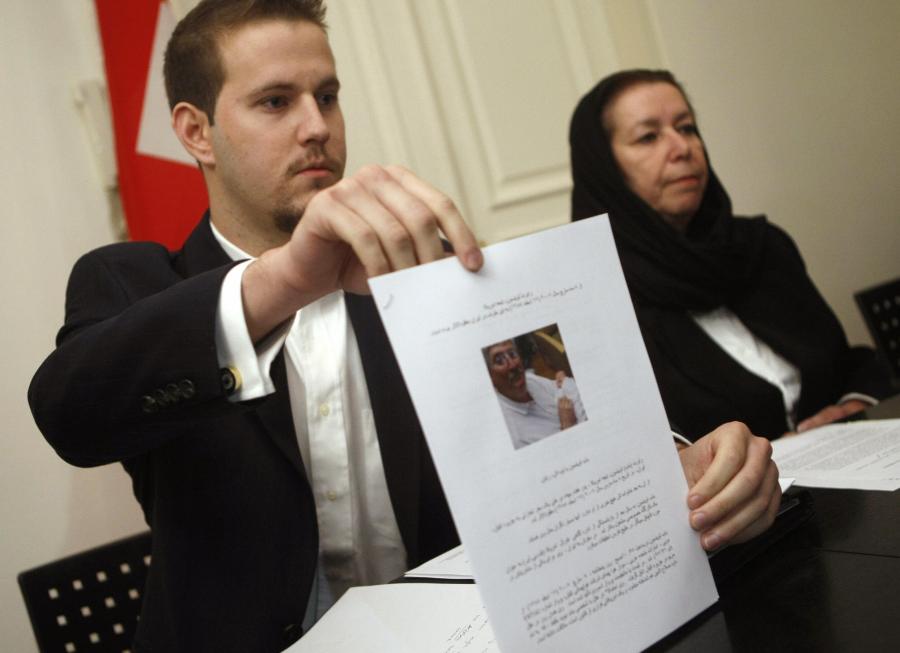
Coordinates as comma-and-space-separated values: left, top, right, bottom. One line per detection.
672, 431, 692, 448
215, 260, 292, 402
838, 392, 879, 406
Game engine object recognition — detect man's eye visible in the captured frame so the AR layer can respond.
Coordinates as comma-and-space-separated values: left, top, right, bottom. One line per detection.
261, 96, 288, 110
677, 123, 699, 136
318, 92, 338, 107
636, 132, 657, 144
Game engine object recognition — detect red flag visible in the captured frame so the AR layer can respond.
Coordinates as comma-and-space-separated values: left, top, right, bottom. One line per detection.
95, 0, 208, 250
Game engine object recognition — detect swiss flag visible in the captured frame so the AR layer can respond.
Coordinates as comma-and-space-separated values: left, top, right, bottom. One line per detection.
95, 0, 208, 250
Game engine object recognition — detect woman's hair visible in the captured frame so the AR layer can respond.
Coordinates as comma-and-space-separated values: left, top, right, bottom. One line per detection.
590, 69, 694, 136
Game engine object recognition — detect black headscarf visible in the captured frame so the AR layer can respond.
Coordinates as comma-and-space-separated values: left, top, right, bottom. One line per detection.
567, 71, 889, 438
569, 72, 769, 311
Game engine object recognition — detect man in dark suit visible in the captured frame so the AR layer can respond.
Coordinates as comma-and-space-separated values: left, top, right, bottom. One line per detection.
29, 1, 781, 651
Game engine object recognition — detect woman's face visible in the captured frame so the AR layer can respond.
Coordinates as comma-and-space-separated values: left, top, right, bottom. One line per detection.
605, 82, 708, 231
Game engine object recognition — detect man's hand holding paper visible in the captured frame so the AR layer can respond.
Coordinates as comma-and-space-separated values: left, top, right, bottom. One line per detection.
679, 422, 781, 550
241, 164, 483, 342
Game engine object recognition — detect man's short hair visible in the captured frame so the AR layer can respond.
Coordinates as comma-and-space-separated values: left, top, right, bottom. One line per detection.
163, 0, 327, 124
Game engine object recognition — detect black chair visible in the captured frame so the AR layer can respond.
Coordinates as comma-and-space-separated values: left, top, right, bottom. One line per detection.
18, 532, 151, 653
854, 277, 900, 385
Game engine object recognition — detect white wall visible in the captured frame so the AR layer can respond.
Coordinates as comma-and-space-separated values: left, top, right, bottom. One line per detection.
1, 1, 147, 649
646, 0, 900, 345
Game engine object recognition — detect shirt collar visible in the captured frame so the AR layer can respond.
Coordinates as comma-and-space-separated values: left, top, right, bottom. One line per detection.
209, 220, 254, 262
495, 390, 532, 415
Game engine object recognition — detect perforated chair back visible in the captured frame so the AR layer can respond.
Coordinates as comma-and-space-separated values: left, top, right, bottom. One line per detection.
18, 532, 151, 653
854, 277, 900, 383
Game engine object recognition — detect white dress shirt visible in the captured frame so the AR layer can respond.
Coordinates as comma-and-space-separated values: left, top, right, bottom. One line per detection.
497, 371, 587, 449
209, 223, 406, 624
691, 306, 875, 430
692, 307, 802, 425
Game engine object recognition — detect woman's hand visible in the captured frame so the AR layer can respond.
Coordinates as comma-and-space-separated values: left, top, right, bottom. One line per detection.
796, 399, 868, 433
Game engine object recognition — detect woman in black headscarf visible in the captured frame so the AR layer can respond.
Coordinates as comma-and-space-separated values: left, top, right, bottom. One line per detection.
570, 69, 890, 441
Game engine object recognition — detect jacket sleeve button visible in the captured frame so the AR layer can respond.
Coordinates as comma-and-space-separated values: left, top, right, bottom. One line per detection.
154, 389, 171, 407
179, 379, 196, 399
141, 395, 158, 414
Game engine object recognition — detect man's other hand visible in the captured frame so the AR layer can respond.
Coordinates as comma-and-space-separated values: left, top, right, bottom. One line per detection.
678, 422, 781, 551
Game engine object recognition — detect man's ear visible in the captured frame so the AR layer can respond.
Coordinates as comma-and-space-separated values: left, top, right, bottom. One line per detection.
171, 102, 215, 166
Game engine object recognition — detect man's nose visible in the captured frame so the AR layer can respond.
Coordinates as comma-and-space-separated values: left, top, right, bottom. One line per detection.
296, 96, 329, 144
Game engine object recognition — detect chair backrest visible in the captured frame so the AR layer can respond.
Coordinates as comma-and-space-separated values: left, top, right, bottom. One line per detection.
854, 277, 900, 382
18, 532, 151, 653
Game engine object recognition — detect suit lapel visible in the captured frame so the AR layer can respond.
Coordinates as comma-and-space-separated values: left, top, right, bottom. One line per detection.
174, 212, 233, 277
176, 213, 308, 479
175, 215, 452, 559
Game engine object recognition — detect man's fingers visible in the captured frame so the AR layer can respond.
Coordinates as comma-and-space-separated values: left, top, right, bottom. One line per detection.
684, 422, 751, 509
385, 165, 482, 271
696, 459, 781, 550
311, 196, 392, 281
728, 465, 782, 544
292, 164, 481, 298
328, 175, 420, 271
689, 433, 772, 523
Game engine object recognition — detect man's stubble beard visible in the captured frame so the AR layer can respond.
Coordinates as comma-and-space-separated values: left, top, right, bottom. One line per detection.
273, 207, 303, 235
271, 165, 343, 236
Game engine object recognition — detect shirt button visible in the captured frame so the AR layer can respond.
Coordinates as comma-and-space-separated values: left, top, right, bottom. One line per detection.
326, 490, 337, 501
319, 403, 330, 417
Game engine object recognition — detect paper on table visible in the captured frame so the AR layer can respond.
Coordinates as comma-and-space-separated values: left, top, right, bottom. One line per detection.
286, 584, 498, 652
369, 216, 717, 652
772, 420, 900, 491
405, 544, 472, 579
407, 478, 792, 580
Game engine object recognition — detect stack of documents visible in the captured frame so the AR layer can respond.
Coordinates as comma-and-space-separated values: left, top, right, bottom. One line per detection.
287, 584, 497, 652
404, 545, 473, 580
772, 420, 900, 491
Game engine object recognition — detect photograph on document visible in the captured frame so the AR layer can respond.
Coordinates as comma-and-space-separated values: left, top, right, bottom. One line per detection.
482, 323, 588, 450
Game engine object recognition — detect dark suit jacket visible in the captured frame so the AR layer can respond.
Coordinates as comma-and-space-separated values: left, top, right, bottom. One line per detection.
28, 216, 458, 652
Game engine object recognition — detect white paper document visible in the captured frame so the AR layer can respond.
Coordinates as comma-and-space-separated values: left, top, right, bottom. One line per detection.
286, 584, 498, 652
368, 217, 717, 652
772, 419, 900, 491
405, 544, 473, 579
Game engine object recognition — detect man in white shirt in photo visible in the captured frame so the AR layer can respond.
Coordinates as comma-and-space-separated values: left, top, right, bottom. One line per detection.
485, 339, 587, 448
